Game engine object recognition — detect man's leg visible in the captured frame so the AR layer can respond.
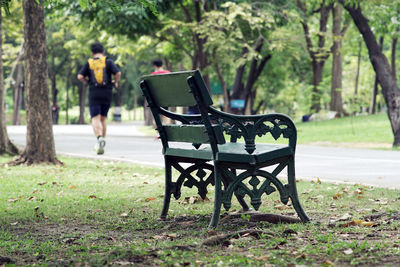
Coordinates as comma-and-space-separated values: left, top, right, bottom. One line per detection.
91, 115, 103, 138
90, 105, 105, 155
100, 116, 107, 137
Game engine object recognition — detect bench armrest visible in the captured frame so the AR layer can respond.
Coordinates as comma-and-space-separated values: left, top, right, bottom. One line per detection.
158, 108, 203, 125
209, 107, 297, 154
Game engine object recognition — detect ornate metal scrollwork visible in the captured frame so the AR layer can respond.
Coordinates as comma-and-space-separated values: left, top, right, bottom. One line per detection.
219, 168, 290, 211
172, 162, 214, 200
212, 113, 296, 154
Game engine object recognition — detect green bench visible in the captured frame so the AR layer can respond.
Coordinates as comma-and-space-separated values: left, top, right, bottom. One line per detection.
140, 70, 309, 228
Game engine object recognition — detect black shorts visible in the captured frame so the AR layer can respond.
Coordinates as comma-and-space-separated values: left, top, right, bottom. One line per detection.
90, 103, 111, 118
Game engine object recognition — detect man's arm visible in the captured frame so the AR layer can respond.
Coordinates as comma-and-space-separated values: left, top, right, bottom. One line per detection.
113, 72, 121, 88
77, 74, 88, 85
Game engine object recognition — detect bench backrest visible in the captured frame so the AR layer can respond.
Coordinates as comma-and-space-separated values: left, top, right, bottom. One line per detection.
140, 71, 212, 108
140, 70, 224, 151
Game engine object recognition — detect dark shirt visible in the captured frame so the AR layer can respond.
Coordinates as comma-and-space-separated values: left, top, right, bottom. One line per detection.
78, 57, 120, 105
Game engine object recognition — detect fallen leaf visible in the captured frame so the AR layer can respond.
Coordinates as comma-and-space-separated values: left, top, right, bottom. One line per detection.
343, 248, 353, 255
323, 260, 334, 265
56, 191, 63, 197
340, 219, 376, 227
208, 230, 216, 236
333, 192, 343, 200
28, 196, 36, 202
120, 213, 129, 218
360, 221, 374, 227
10, 222, 18, 226
354, 189, 364, 195
143, 182, 148, 184
338, 213, 352, 221
317, 178, 321, 184
32, 189, 38, 194
274, 204, 291, 210
166, 233, 177, 238
38, 182, 47, 186
69, 185, 77, 189
253, 255, 270, 261
178, 220, 195, 226
145, 197, 156, 202
7, 198, 18, 203
88, 195, 97, 199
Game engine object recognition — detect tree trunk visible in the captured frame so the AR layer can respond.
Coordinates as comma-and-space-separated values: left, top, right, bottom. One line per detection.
144, 99, 154, 126
298, 0, 332, 113
50, 47, 59, 124
370, 36, 384, 115
11, 0, 61, 164
0, 8, 19, 155
311, 61, 325, 112
392, 37, 397, 82
330, 3, 345, 116
78, 83, 86, 124
66, 79, 69, 124
340, 0, 400, 147
214, 50, 229, 112
13, 62, 23, 125
354, 39, 362, 95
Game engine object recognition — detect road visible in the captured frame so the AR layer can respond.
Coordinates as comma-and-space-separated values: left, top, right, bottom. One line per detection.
7, 123, 400, 189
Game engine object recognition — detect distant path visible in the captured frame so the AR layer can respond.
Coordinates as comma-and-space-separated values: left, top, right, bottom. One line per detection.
7, 123, 400, 189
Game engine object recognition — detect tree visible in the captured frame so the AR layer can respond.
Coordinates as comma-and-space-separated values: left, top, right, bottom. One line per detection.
11, 0, 61, 164
198, 2, 275, 114
339, 0, 400, 146
0, 3, 19, 155
330, 2, 348, 116
297, 0, 333, 113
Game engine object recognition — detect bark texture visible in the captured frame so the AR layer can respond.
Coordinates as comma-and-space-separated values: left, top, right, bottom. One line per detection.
11, 0, 61, 164
13, 62, 23, 125
340, 1, 400, 146
78, 81, 86, 124
330, 4, 346, 116
391, 37, 397, 82
0, 8, 19, 155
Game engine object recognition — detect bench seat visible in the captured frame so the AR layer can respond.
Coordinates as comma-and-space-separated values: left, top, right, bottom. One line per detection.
165, 143, 293, 164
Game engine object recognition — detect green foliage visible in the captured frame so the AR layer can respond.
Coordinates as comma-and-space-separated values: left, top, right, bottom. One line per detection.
0, 0, 11, 15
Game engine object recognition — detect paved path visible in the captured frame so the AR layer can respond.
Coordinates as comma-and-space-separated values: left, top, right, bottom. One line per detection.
7, 123, 400, 189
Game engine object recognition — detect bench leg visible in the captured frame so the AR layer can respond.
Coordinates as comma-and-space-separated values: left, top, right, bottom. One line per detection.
161, 158, 172, 219
209, 162, 222, 228
230, 169, 251, 212
288, 157, 310, 222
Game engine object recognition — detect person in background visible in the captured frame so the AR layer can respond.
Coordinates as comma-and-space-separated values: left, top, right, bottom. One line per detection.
77, 43, 121, 155
152, 59, 170, 75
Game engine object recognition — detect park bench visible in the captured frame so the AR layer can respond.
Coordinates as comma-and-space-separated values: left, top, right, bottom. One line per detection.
140, 70, 309, 228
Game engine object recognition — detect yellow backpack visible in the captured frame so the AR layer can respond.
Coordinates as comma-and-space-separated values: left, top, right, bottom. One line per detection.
88, 56, 107, 87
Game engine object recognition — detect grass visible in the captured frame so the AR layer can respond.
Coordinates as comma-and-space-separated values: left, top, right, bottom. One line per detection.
0, 156, 399, 266
295, 113, 394, 147
256, 113, 394, 148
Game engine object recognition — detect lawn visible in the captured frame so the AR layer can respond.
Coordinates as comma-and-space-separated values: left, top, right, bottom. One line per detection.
295, 113, 394, 147
243, 113, 394, 149
0, 156, 399, 266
